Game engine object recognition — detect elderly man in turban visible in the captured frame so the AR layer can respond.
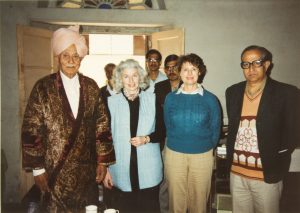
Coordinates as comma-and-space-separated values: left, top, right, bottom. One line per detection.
21, 25, 115, 212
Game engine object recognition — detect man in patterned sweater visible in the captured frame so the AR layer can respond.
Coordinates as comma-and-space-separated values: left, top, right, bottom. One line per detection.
226, 45, 299, 213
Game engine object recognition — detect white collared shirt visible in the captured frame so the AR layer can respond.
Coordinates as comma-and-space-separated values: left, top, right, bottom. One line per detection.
147, 71, 168, 93
176, 83, 204, 96
60, 71, 80, 118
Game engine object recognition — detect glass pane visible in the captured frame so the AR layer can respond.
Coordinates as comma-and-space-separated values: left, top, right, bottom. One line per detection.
89, 34, 111, 54
80, 55, 145, 87
111, 35, 133, 55
89, 34, 134, 55
128, 0, 144, 3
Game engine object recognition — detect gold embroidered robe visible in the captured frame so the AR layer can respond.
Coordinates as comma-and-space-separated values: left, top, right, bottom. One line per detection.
22, 72, 115, 212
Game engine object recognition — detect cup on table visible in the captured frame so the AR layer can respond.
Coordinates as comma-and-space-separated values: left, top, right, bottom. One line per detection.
104, 209, 119, 213
85, 205, 98, 213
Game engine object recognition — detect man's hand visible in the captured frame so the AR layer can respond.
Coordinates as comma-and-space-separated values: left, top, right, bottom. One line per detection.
103, 169, 113, 189
34, 173, 50, 192
96, 164, 107, 184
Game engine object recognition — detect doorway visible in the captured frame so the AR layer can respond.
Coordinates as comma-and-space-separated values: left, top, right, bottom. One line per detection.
80, 33, 148, 87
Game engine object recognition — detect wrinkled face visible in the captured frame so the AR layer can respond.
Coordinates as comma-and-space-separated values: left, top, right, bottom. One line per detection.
164, 60, 180, 81
241, 50, 270, 84
121, 68, 140, 92
180, 62, 200, 86
146, 53, 161, 73
59, 44, 82, 78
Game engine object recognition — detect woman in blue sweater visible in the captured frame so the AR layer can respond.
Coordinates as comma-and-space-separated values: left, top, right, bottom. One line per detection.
164, 53, 221, 213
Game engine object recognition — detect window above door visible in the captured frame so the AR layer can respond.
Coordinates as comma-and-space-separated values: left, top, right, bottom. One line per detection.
39, 0, 166, 10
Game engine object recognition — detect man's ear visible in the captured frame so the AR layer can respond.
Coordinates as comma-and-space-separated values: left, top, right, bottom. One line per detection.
264, 60, 271, 70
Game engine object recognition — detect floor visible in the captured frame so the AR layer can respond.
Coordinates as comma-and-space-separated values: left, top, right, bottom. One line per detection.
2, 173, 299, 213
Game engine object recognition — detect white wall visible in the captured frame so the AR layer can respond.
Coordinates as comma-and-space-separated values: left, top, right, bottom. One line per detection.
1, 0, 300, 203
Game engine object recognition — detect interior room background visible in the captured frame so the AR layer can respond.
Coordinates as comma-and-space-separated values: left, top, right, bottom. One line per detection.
1, 0, 300, 205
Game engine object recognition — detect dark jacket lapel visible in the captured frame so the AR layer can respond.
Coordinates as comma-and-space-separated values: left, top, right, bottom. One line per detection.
256, 78, 273, 120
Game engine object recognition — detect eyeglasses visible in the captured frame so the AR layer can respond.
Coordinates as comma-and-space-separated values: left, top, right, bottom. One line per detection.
166, 65, 177, 71
240, 59, 265, 69
147, 58, 160, 63
61, 53, 81, 63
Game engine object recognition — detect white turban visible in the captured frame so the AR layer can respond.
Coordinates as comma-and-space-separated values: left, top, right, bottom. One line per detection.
52, 25, 88, 57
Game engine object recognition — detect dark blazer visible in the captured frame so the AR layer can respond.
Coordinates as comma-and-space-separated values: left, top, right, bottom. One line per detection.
154, 79, 182, 150
99, 85, 111, 122
226, 78, 299, 183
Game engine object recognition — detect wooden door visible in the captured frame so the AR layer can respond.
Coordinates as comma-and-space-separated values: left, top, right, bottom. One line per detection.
17, 25, 53, 199
151, 28, 184, 66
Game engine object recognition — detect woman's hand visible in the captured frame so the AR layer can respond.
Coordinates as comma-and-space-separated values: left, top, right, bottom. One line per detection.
34, 173, 50, 193
103, 169, 113, 189
96, 164, 107, 184
130, 136, 149, 147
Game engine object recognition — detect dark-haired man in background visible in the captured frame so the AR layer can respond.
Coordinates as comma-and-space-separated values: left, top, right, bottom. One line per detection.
146, 49, 167, 92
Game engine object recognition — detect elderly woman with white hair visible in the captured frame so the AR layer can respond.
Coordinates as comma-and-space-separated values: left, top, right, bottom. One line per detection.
21, 25, 115, 212
103, 59, 163, 213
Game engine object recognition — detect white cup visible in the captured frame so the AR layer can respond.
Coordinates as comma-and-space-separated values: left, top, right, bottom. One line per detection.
104, 209, 119, 213
85, 205, 98, 213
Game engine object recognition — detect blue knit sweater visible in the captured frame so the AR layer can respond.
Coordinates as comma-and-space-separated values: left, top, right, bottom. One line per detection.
164, 90, 221, 154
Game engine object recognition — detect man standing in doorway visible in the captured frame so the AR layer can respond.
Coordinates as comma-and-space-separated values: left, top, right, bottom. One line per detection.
145, 49, 167, 92
154, 54, 181, 213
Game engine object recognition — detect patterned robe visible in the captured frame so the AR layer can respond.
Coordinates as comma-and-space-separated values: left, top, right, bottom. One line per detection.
22, 72, 115, 212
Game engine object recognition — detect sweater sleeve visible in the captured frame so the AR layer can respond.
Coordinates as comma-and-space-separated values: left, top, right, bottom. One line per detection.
209, 96, 222, 147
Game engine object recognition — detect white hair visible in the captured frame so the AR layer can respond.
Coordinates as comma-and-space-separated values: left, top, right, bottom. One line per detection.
113, 59, 149, 93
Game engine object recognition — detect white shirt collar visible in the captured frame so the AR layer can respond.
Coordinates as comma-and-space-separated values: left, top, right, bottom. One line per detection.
176, 83, 204, 96
60, 71, 80, 118
60, 71, 79, 84
147, 71, 168, 93
152, 71, 168, 84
